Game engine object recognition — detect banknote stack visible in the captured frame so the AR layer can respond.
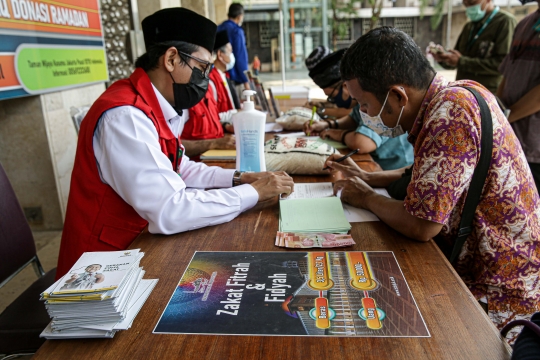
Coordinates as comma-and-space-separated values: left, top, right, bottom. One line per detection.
39, 249, 157, 339
275, 232, 356, 248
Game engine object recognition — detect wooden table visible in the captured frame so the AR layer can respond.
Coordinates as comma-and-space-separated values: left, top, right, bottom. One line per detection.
34, 168, 512, 359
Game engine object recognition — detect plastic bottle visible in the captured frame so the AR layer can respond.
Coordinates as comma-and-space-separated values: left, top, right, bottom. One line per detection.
232, 90, 266, 172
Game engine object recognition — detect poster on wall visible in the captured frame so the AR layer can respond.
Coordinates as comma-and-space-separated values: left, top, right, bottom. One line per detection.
154, 251, 430, 337
0, 0, 109, 100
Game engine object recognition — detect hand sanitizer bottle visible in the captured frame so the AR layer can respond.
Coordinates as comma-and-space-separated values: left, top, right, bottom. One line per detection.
232, 90, 266, 172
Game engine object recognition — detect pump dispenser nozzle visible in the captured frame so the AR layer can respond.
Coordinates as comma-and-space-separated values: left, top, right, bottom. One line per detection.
242, 90, 257, 111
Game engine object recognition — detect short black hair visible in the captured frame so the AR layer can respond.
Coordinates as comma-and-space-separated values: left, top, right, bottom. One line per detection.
135, 41, 199, 71
340, 26, 435, 103
215, 44, 229, 55
228, 3, 244, 18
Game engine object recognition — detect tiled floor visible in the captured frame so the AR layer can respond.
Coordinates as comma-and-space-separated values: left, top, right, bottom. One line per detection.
0, 231, 62, 313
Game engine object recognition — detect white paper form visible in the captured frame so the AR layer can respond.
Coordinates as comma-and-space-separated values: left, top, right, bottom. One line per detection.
265, 123, 284, 132
286, 182, 335, 199
288, 183, 390, 223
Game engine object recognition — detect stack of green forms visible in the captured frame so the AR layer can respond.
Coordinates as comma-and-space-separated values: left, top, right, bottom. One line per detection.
279, 197, 351, 234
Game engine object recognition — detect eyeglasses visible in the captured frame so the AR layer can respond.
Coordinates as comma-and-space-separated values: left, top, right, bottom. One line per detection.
178, 51, 213, 77
326, 82, 342, 103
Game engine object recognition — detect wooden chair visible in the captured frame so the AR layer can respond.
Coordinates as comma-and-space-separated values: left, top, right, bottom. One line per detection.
0, 162, 56, 359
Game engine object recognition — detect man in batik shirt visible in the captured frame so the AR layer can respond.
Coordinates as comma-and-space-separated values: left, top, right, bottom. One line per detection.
325, 27, 540, 343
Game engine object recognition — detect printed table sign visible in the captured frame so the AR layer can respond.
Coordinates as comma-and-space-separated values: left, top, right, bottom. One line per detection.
154, 251, 430, 337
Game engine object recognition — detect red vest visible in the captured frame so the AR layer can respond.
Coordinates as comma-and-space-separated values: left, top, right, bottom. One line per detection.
182, 84, 223, 140
56, 68, 183, 279
209, 67, 234, 115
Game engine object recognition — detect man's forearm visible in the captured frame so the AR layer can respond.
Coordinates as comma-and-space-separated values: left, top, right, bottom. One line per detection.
509, 83, 540, 123
336, 115, 356, 130
364, 194, 442, 242
345, 132, 377, 154
438, 60, 456, 70
182, 139, 217, 157
364, 167, 409, 187
324, 107, 352, 119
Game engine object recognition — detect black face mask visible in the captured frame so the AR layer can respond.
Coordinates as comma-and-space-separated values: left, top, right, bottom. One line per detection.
170, 66, 209, 115
331, 85, 352, 109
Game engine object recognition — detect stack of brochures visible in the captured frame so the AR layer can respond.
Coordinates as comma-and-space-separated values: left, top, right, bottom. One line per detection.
279, 196, 351, 234
39, 249, 158, 339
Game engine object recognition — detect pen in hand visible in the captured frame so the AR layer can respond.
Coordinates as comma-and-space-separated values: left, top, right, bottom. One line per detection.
307, 106, 316, 136
322, 148, 360, 170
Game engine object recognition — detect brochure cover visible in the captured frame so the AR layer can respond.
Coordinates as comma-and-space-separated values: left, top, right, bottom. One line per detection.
43, 249, 143, 296
154, 251, 429, 337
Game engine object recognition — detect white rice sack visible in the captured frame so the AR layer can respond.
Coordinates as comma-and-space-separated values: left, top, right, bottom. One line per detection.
265, 136, 338, 175
275, 107, 320, 130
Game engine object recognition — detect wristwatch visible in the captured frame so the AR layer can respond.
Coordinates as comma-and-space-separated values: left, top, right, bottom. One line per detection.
232, 170, 243, 187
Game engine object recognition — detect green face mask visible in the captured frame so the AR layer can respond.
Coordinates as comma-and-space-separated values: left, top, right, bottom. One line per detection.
466, 4, 486, 22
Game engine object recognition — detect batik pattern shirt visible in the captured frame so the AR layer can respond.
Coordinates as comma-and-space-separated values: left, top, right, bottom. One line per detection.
405, 73, 540, 342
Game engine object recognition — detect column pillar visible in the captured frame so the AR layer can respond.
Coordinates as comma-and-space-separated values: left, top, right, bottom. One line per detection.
0, 83, 105, 230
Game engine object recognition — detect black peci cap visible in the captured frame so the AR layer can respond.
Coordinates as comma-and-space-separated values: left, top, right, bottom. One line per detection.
142, 8, 217, 53
305, 45, 332, 71
214, 30, 230, 51
308, 48, 347, 88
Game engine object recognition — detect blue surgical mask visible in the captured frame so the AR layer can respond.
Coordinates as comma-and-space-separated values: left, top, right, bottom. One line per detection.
359, 91, 405, 138
225, 53, 236, 71
332, 85, 353, 109
466, 4, 486, 22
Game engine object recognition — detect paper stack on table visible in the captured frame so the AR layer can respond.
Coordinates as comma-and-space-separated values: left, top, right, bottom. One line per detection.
287, 183, 390, 223
279, 196, 351, 234
39, 249, 157, 339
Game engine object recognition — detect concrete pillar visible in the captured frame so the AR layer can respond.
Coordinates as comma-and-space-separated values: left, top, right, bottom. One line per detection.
136, 0, 182, 27
183, 0, 232, 25
442, 9, 467, 50
213, 0, 232, 25
183, 0, 209, 18
0, 83, 105, 230
135, 0, 231, 27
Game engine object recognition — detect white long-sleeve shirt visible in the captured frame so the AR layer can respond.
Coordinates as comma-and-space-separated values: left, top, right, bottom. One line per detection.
92, 84, 259, 235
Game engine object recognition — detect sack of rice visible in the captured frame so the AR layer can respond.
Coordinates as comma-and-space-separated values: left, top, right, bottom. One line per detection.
275, 107, 320, 131
265, 136, 338, 175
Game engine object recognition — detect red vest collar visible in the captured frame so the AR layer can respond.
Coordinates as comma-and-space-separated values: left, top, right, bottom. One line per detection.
130, 68, 176, 141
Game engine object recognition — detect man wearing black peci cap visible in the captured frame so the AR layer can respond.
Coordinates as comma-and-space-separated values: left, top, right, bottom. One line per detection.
209, 30, 240, 118
304, 47, 413, 171
177, 33, 237, 159
57, 8, 294, 278
305, 49, 356, 119
178, 30, 240, 160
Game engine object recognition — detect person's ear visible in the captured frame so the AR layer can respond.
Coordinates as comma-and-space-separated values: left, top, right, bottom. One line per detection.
391, 86, 408, 107
342, 83, 349, 97
163, 46, 178, 73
